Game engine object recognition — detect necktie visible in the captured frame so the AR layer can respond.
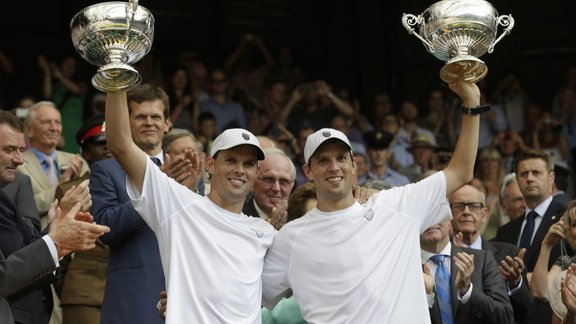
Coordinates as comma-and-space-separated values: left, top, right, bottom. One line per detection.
519, 210, 538, 249
431, 254, 454, 324
44, 156, 58, 187
150, 157, 162, 167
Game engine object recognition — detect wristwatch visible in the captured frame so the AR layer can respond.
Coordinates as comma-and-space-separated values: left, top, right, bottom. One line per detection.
460, 105, 491, 115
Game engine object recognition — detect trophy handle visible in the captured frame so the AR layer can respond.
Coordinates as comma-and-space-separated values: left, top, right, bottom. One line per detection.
488, 15, 515, 54
123, 0, 139, 55
401, 13, 435, 53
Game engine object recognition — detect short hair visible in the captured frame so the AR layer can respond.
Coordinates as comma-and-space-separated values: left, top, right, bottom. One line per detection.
450, 183, 487, 206
287, 182, 316, 222
262, 147, 296, 180
0, 111, 23, 132
24, 101, 58, 126
499, 173, 518, 205
162, 128, 198, 153
513, 148, 555, 173
127, 84, 170, 120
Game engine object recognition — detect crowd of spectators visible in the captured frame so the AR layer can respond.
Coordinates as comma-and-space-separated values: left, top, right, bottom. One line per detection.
2, 34, 576, 324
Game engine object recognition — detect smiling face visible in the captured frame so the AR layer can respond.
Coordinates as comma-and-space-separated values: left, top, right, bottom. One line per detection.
26, 104, 62, 153
304, 140, 355, 211
129, 99, 169, 155
207, 145, 260, 210
253, 153, 295, 215
449, 184, 488, 243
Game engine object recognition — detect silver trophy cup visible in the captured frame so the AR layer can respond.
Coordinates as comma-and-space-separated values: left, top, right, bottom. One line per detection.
71, 0, 154, 92
402, 0, 514, 83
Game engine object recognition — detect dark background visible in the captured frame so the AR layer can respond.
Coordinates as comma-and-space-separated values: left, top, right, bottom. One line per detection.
1, 0, 575, 111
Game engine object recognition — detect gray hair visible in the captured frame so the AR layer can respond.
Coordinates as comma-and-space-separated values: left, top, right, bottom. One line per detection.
262, 147, 296, 180
499, 172, 518, 205
162, 128, 201, 152
24, 101, 58, 126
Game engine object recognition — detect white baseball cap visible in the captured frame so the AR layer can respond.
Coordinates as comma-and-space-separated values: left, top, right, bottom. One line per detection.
210, 128, 265, 160
304, 128, 352, 164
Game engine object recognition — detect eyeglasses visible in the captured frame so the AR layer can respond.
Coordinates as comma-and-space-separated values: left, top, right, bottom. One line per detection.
0, 145, 25, 156
257, 176, 293, 188
450, 202, 485, 212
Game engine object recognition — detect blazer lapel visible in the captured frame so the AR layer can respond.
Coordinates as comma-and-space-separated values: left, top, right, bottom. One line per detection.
450, 246, 461, 316
525, 201, 564, 265
21, 150, 52, 190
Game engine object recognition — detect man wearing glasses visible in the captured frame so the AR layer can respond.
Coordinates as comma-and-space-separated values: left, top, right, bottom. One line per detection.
449, 183, 533, 324
244, 147, 295, 229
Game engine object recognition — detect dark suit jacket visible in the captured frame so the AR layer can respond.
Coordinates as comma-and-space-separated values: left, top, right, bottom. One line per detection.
1, 239, 56, 324
90, 159, 165, 324
493, 196, 568, 324
429, 246, 514, 324
0, 189, 53, 324
484, 239, 533, 324
242, 193, 260, 218
1, 173, 41, 232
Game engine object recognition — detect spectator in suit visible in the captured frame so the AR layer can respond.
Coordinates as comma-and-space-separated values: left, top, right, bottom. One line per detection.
0, 110, 109, 324
494, 149, 569, 324
17, 101, 89, 227
2, 173, 41, 233
243, 147, 295, 229
420, 219, 514, 324
91, 84, 199, 324
450, 183, 533, 324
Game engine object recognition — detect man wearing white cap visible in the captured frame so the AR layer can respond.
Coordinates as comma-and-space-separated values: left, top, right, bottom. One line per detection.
262, 79, 484, 323
104, 88, 274, 323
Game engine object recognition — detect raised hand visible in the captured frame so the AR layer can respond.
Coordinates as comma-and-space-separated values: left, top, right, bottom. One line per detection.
59, 179, 92, 213
499, 248, 526, 288
270, 200, 288, 230
48, 202, 110, 258
454, 252, 475, 295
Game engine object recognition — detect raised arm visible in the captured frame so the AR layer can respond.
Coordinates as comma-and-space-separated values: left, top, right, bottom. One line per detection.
105, 91, 148, 191
443, 79, 481, 195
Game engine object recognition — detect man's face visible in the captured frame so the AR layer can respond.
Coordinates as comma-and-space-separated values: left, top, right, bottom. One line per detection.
253, 154, 294, 214
516, 158, 554, 207
501, 181, 526, 221
449, 185, 487, 239
420, 220, 451, 245
0, 124, 25, 186
129, 100, 169, 152
366, 147, 389, 168
166, 136, 200, 160
209, 70, 228, 95
304, 141, 355, 203
412, 146, 433, 165
27, 105, 62, 151
207, 145, 259, 205
83, 140, 112, 165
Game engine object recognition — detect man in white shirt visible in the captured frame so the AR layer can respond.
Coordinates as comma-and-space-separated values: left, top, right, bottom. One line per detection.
262, 79, 483, 323
105, 88, 274, 323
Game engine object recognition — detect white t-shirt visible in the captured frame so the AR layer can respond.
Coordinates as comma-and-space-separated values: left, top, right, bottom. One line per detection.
262, 171, 450, 324
127, 159, 275, 323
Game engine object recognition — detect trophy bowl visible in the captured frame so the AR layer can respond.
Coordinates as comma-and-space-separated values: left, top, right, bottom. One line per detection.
402, 0, 514, 83
71, 0, 154, 92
